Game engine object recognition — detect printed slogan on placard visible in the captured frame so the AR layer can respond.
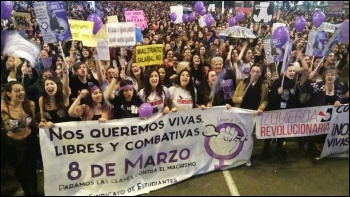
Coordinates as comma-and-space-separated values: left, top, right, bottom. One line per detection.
136, 44, 163, 66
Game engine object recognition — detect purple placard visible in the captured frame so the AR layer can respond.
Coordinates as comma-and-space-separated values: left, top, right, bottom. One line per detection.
41, 57, 53, 68
326, 2, 344, 17
47, 1, 72, 42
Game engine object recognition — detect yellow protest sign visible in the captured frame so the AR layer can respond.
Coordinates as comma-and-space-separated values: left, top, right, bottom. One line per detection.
12, 12, 31, 29
136, 44, 164, 67
82, 24, 108, 47
107, 15, 119, 23
68, 20, 94, 40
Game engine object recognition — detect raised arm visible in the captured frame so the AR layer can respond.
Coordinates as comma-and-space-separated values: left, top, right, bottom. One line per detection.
62, 62, 70, 104
236, 41, 248, 62
295, 51, 309, 73
68, 89, 87, 118
106, 77, 118, 100
95, 59, 105, 86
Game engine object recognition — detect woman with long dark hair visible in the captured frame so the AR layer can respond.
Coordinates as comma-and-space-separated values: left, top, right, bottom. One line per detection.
168, 68, 197, 111
138, 68, 170, 115
196, 69, 217, 109
107, 79, 143, 119
1, 81, 39, 196
68, 85, 112, 122
38, 65, 70, 128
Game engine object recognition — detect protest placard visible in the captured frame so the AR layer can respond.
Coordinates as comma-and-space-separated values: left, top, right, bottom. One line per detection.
124, 11, 144, 29
326, 2, 344, 17
68, 20, 94, 40
107, 15, 119, 23
82, 25, 107, 47
263, 39, 274, 64
272, 23, 286, 34
318, 22, 336, 33
96, 39, 110, 61
12, 12, 31, 29
106, 22, 136, 46
170, 6, 183, 24
34, 1, 72, 43
136, 44, 163, 67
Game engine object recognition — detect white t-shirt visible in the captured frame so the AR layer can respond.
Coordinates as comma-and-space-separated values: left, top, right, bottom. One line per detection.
138, 86, 170, 114
237, 60, 252, 79
168, 86, 197, 110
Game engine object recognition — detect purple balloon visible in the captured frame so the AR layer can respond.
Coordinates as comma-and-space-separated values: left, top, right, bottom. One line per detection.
271, 26, 290, 46
195, 1, 204, 13
228, 17, 236, 27
170, 12, 177, 22
312, 11, 326, 28
1, 1, 13, 20
87, 13, 103, 34
205, 16, 213, 27
235, 12, 244, 22
189, 12, 196, 22
182, 14, 189, 23
200, 8, 207, 16
139, 103, 153, 118
294, 16, 307, 32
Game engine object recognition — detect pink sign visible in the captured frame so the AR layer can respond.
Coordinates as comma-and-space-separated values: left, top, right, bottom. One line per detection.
125, 10, 146, 30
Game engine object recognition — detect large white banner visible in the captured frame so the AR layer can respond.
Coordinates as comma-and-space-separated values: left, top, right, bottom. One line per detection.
40, 107, 256, 196
256, 105, 349, 159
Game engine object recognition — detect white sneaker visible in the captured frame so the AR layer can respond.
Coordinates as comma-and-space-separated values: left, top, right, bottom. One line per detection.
245, 160, 252, 167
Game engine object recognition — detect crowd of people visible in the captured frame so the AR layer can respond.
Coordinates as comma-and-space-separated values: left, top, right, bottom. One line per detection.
1, 1, 349, 196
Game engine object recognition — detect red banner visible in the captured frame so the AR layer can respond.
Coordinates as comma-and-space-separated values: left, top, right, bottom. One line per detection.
235, 7, 252, 14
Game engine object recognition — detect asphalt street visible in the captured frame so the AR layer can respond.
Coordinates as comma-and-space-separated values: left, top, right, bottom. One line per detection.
1, 138, 349, 196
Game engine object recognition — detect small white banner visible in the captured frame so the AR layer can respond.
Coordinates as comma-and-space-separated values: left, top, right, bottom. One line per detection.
106, 22, 136, 47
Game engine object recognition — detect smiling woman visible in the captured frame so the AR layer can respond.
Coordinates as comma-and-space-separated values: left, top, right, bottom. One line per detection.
1, 81, 39, 196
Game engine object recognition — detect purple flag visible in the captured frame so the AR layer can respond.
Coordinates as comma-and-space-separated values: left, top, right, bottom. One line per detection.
41, 57, 53, 68
34, 1, 72, 43
322, 28, 342, 57
338, 20, 349, 45
281, 40, 293, 75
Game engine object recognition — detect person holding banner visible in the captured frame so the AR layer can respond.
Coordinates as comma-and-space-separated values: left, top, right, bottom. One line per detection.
1, 81, 39, 196
106, 79, 143, 119
25, 68, 57, 121
299, 67, 343, 157
38, 63, 70, 128
232, 64, 269, 166
68, 85, 112, 122
262, 63, 299, 161
208, 56, 236, 108
232, 65, 269, 115
138, 68, 170, 115
196, 69, 217, 109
